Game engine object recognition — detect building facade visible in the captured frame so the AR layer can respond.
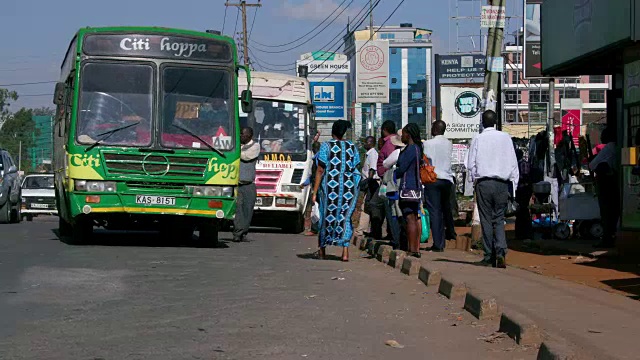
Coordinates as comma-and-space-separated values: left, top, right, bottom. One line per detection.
345, 24, 433, 137
503, 44, 609, 127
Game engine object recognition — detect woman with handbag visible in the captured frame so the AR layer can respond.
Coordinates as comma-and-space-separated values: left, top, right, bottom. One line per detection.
394, 123, 424, 258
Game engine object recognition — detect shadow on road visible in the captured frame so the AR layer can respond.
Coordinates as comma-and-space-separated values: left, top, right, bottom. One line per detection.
52, 228, 230, 249
296, 252, 344, 262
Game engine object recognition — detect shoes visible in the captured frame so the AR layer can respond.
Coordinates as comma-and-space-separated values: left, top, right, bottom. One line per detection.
496, 256, 506, 269
445, 232, 457, 241
409, 251, 422, 259
474, 259, 493, 267
426, 246, 444, 252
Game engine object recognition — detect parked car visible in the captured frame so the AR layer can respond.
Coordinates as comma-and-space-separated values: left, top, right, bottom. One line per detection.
21, 173, 57, 221
0, 148, 22, 224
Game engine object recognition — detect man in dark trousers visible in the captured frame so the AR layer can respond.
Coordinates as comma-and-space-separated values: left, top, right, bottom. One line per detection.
233, 127, 261, 243
377, 120, 402, 249
589, 127, 619, 248
466, 110, 519, 268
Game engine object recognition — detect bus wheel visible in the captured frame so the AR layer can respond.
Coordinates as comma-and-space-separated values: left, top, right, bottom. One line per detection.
58, 216, 72, 236
69, 218, 93, 245
199, 221, 219, 247
0, 201, 10, 224
285, 213, 304, 234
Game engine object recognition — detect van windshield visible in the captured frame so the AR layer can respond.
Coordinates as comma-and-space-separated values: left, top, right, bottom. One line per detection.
241, 100, 307, 154
23, 176, 55, 189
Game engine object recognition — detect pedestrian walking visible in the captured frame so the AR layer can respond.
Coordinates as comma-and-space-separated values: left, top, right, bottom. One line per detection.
382, 131, 408, 251
589, 127, 619, 248
423, 120, 455, 252
312, 120, 361, 261
466, 110, 519, 267
356, 136, 383, 240
395, 123, 424, 258
377, 120, 402, 249
233, 127, 261, 243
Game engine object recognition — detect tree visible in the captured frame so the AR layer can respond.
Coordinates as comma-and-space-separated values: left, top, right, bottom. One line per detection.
0, 107, 38, 171
33, 107, 55, 116
0, 88, 18, 131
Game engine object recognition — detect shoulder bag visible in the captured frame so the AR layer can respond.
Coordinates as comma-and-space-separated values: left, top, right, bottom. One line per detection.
399, 145, 422, 202
420, 153, 438, 185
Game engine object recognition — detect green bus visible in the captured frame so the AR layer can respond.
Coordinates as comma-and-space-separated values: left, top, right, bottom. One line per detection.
52, 27, 253, 244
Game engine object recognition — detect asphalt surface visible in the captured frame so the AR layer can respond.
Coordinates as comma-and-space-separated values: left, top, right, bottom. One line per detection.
0, 217, 536, 360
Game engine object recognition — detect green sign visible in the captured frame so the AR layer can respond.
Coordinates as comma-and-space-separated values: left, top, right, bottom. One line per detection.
311, 51, 336, 61
542, 0, 631, 74
529, 102, 548, 113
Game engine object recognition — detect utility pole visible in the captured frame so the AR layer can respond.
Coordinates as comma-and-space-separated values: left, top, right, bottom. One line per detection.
368, 0, 375, 137
481, 0, 506, 122
225, 1, 261, 67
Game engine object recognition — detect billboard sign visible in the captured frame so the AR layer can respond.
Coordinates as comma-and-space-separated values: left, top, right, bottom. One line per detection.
560, 98, 583, 146
441, 87, 482, 139
481, 5, 506, 28
310, 79, 347, 120
436, 54, 486, 82
355, 40, 389, 103
524, 0, 543, 78
298, 52, 350, 74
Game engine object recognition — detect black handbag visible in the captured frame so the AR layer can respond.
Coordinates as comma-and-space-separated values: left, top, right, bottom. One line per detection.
505, 197, 519, 218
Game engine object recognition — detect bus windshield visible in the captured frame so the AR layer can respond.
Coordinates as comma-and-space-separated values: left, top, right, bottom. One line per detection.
242, 99, 307, 154
162, 67, 233, 151
77, 62, 153, 147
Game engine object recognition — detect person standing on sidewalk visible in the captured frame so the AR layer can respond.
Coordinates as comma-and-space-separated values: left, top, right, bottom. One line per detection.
377, 120, 402, 249
466, 111, 519, 268
233, 127, 261, 243
423, 120, 455, 252
356, 136, 383, 240
589, 127, 619, 248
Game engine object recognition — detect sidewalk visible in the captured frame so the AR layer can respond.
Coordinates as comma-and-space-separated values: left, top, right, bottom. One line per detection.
406, 249, 640, 360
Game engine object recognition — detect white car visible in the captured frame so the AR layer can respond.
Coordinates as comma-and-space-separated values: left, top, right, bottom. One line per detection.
21, 174, 57, 221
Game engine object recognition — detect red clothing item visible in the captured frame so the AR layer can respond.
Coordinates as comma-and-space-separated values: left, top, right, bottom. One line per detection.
377, 135, 396, 177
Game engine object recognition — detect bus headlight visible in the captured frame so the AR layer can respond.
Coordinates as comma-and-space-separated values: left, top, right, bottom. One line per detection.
75, 180, 117, 193
188, 186, 234, 197
281, 184, 302, 193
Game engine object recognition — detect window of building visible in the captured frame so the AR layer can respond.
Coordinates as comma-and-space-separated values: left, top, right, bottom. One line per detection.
505, 110, 517, 123
589, 90, 606, 103
590, 75, 606, 83
512, 52, 521, 64
559, 88, 580, 100
529, 90, 550, 103
380, 33, 396, 40
511, 70, 520, 84
505, 90, 521, 104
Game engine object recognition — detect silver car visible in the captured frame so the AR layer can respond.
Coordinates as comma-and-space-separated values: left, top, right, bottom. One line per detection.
0, 149, 22, 224
21, 173, 57, 221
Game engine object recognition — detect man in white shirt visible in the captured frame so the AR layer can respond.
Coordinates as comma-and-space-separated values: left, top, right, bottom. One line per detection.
423, 120, 455, 252
357, 136, 383, 239
589, 127, 619, 248
466, 110, 519, 268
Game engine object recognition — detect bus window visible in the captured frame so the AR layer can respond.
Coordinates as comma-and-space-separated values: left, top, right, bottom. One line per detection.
77, 62, 153, 146
161, 67, 232, 150
251, 100, 306, 154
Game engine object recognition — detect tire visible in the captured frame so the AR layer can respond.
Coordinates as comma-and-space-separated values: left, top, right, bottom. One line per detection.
26, 215, 33, 222
577, 221, 592, 238
10, 202, 21, 224
554, 223, 571, 240
199, 221, 219, 247
284, 213, 305, 234
59, 216, 72, 236
589, 221, 604, 239
0, 201, 10, 224
68, 218, 93, 245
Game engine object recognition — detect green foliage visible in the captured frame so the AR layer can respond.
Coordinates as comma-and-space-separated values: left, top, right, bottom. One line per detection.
0, 88, 18, 128
0, 106, 38, 171
32, 107, 55, 116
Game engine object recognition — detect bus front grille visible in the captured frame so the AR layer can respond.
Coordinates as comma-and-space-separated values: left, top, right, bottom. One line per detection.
255, 169, 283, 193
103, 153, 209, 178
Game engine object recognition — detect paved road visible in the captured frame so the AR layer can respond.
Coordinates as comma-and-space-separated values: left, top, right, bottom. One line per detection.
0, 217, 536, 360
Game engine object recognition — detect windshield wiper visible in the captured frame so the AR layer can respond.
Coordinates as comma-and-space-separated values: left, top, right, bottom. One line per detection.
171, 123, 226, 158
85, 121, 141, 152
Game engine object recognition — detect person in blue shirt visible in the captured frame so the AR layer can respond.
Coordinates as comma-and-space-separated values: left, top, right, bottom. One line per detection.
394, 123, 423, 258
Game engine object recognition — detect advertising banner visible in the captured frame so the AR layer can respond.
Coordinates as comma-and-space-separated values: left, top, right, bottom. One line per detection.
435, 54, 486, 82
310, 79, 347, 120
441, 87, 482, 139
560, 98, 583, 146
524, 0, 542, 78
355, 40, 389, 103
481, 5, 506, 28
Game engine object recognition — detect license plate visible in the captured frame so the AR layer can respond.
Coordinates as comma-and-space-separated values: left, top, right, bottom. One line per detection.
255, 197, 263, 206
31, 203, 48, 209
135, 195, 176, 206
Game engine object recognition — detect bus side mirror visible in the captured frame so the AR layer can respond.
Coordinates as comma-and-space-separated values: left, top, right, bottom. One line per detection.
53, 82, 65, 105
241, 90, 253, 113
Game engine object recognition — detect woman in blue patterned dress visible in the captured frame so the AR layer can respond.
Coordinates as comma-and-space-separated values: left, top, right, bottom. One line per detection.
311, 120, 361, 261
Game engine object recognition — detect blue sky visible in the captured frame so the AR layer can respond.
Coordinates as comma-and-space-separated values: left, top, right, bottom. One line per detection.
0, 0, 522, 110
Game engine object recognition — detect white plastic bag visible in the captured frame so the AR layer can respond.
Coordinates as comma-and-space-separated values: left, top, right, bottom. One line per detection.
311, 202, 320, 224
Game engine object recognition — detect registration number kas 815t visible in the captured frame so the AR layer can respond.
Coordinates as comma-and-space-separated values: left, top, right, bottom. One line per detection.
135, 195, 176, 206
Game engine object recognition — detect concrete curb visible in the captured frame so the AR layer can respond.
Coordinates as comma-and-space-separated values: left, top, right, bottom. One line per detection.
499, 310, 543, 346
400, 256, 421, 276
388, 250, 407, 269
376, 245, 393, 264
438, 276, 467, 301
418, 265, 441, 287
367, 240, 386, 257
463, 288, 501, 320
537, 339, 579, 360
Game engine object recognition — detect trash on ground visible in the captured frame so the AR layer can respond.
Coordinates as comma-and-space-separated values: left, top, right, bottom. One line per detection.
305, 295, 317, 299
385, 340, 405, 349
588, 329, 603, 334
573, 256, 596, 264
478, 332, 508, 343
338, 269, 352, 272
560, 256, 571, 260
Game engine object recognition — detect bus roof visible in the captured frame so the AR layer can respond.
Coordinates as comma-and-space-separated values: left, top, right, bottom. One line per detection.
74, 26, 234, 42
238, 71, 310, 105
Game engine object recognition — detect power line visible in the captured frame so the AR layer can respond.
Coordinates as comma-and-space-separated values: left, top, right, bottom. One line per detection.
18, 93, 53, 97
250, 0, 351, 48
249, 6, 259, 40
233, 6, 240, 36
222, 0, 229, 34
250, 0, 357, 54
0, 81, 56, 86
